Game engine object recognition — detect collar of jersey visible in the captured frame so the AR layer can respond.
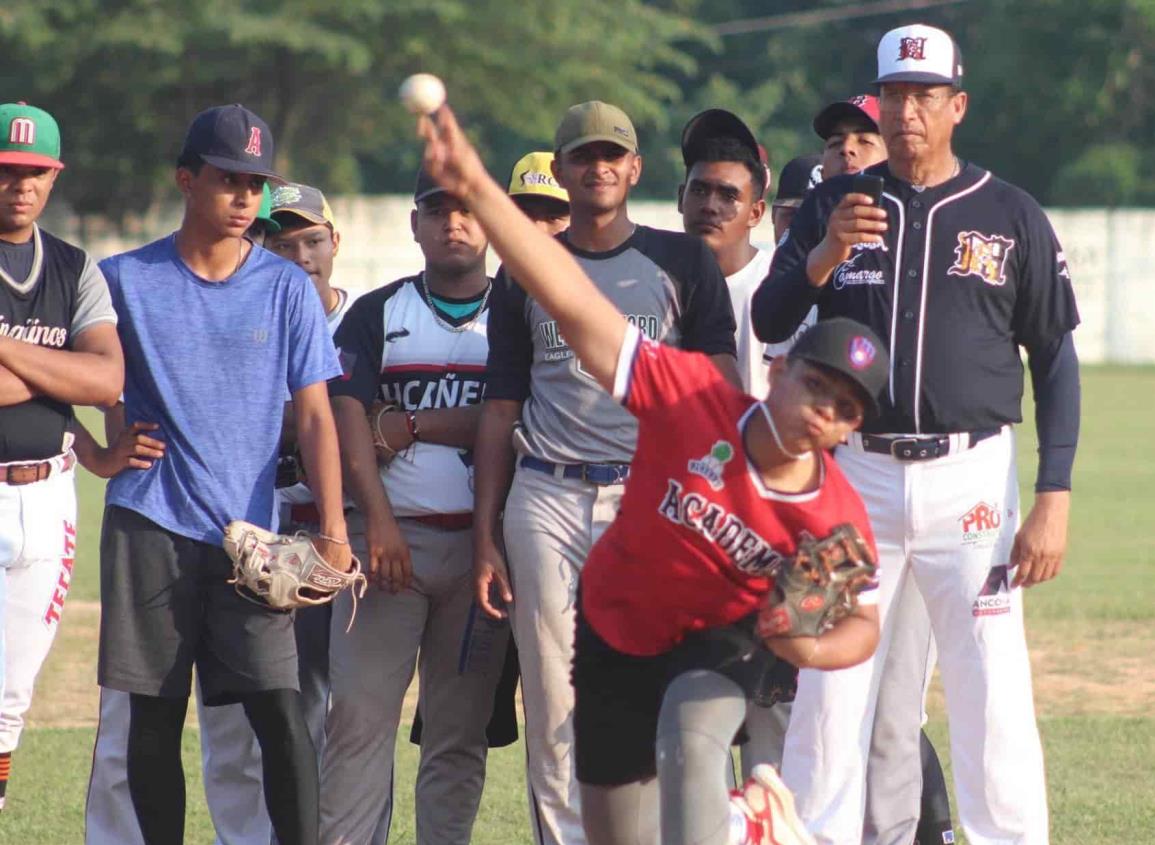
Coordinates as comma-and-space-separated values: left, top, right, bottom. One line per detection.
558, 224, 641, 260
0, 224, 44, 295
739, 402, 824, 503
878, 159, 984, 204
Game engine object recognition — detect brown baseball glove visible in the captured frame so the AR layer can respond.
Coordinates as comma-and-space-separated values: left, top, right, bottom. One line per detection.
756, 523, 878, 639
223, 521, 367, 627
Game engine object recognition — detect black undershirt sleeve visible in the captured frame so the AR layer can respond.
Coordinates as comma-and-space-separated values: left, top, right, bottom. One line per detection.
1026, 331, 1080, 492
752, 189, 828, 343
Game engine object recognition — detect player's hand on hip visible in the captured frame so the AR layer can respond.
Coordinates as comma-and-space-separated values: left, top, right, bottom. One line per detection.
105, 421, 165, 475
474, 535, 513, 620
418, 106, 488, 201
807, 193, 888, 287
365, 511, 413, 593
1011, 490, 1070, 587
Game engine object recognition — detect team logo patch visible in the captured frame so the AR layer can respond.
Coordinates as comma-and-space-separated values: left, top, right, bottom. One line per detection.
832, 254, 885, 290
972, 564, 1012, 617
948, 231, 1015, 286
1056, 250, 1072, 281
271, 185, 302, 206
520, 170, 560, 190
244, 126, 263, 157
899, 36, 928, 61
8, 117, 36, 146
848, 336, 876, 371
959, 501, 1002, 546
688, 440, 734, 491
849, 94, 870, 108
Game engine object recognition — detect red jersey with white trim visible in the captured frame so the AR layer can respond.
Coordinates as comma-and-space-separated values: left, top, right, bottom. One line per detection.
580, 325, 879, 657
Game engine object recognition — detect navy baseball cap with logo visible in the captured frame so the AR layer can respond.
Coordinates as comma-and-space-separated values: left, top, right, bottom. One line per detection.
813, 95, 881, 140
180, 104, 281, 180
773, 154, 823, 209
788, 317, 889, 416
875, 24, 964, 88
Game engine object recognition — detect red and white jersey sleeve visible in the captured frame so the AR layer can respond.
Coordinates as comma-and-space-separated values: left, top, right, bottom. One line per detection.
585, 326, 878, 657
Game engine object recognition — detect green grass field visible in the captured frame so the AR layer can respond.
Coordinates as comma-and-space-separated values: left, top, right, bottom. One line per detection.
1, 366, 1152, 844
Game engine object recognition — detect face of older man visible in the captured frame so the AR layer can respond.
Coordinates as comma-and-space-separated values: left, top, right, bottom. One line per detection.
877, 83, 967, 165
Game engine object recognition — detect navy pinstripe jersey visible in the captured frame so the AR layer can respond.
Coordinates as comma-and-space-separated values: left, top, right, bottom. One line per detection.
753, 162, 1079, 435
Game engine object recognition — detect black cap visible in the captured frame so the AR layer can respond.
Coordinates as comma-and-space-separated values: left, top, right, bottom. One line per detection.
788, 318, 889, 417
180, 104, 280, 180
773, 154, 823, 208
680, 109, 761, 168
414, 168, 448, 204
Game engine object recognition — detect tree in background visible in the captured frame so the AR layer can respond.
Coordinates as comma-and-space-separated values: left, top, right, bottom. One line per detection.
4, 0, 1155, 219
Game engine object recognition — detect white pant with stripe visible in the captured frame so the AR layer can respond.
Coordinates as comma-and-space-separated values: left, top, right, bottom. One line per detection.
0, 468, 77, 755
782, 428, 1049, 845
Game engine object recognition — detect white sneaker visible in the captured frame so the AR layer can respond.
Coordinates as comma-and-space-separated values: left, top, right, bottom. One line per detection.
729, 764, 815, 845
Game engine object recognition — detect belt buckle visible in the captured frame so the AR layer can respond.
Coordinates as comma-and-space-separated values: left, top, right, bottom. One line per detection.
889, 437, 931, 461
6, 462, 45, 485
582, 463, 628, 486
889, 436, 948, 462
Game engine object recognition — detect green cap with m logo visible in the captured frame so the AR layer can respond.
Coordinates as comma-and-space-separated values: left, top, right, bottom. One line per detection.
0, 103, 64, 170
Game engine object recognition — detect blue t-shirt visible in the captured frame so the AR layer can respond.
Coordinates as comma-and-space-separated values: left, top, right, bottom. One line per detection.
102, 235, 341, 544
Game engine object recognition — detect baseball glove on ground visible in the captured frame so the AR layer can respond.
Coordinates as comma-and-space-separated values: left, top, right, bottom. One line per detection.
223, 521, 367, 627
757, 524, 877, 639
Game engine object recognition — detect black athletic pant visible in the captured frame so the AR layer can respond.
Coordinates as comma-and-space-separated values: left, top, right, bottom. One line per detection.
127, 689, 318, 845
916, 728, 954, 845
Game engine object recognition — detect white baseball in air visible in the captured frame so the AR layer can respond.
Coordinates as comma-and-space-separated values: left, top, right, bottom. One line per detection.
399, 73, 446, 115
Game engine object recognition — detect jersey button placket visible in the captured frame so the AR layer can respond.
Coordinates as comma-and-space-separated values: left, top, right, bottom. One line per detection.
894, 201, 925, 430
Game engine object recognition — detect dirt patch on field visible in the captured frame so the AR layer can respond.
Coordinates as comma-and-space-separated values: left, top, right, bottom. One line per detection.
26, 604, 1155, 730
924, 619, 1155, 720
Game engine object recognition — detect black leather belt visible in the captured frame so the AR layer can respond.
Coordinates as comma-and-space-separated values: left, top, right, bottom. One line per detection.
859, 428, 1000, 461
520, 455, 630, 486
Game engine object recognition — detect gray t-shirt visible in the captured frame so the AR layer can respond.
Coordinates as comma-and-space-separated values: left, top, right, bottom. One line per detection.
486, 225, 736, 464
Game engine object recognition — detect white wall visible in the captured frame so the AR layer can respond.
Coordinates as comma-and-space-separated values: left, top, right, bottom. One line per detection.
43, 198, 1154, 363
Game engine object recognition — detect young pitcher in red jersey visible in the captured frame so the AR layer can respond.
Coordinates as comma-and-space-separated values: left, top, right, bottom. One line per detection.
418, 106, 886, 845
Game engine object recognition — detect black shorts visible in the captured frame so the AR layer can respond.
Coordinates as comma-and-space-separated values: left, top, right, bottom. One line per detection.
572, 608, 792, 787
97, 505, 299, 705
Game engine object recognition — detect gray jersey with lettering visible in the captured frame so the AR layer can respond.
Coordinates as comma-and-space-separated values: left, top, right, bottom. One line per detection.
486, 225, 736, 465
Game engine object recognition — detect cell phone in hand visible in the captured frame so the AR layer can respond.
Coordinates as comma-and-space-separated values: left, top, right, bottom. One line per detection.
850, 173, 885, 206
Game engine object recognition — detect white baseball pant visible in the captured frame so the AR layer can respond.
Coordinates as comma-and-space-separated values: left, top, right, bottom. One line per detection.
84, 686, 273, 845
320, 515, 508, 845
502, 463, 624, 845
0, 467, 77, 755
782, 428, 1048, 845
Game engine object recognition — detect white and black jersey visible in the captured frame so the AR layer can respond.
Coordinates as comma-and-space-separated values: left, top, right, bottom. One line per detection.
754, 162, 1080, 435
0, 225, 117, 461
330, 275, 488, 517
486, 226, 737, 465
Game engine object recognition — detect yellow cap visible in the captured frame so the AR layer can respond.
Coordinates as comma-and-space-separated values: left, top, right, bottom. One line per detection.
507, 152, 569, 204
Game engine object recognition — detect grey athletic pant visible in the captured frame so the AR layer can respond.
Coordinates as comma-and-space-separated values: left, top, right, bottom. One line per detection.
319, 515, 509, 845
579, 670, 746, 845
502, 463, 624, 845
864, 567, 938, 845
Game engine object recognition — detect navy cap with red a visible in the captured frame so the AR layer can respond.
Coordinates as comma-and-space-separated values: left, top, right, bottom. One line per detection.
180, 104, 281, 181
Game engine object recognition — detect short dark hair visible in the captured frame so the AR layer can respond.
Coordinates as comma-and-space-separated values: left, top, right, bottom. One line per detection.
176, 151, 204, 173
686, 137, 767, 199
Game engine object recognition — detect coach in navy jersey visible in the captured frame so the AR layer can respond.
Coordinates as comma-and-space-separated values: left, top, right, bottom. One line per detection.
754, 23, 1079, 845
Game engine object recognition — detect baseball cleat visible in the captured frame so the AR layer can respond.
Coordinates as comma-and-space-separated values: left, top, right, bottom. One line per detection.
729, 764, 815, 845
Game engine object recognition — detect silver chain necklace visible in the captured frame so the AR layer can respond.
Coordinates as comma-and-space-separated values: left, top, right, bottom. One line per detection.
420, 273, 491, 333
